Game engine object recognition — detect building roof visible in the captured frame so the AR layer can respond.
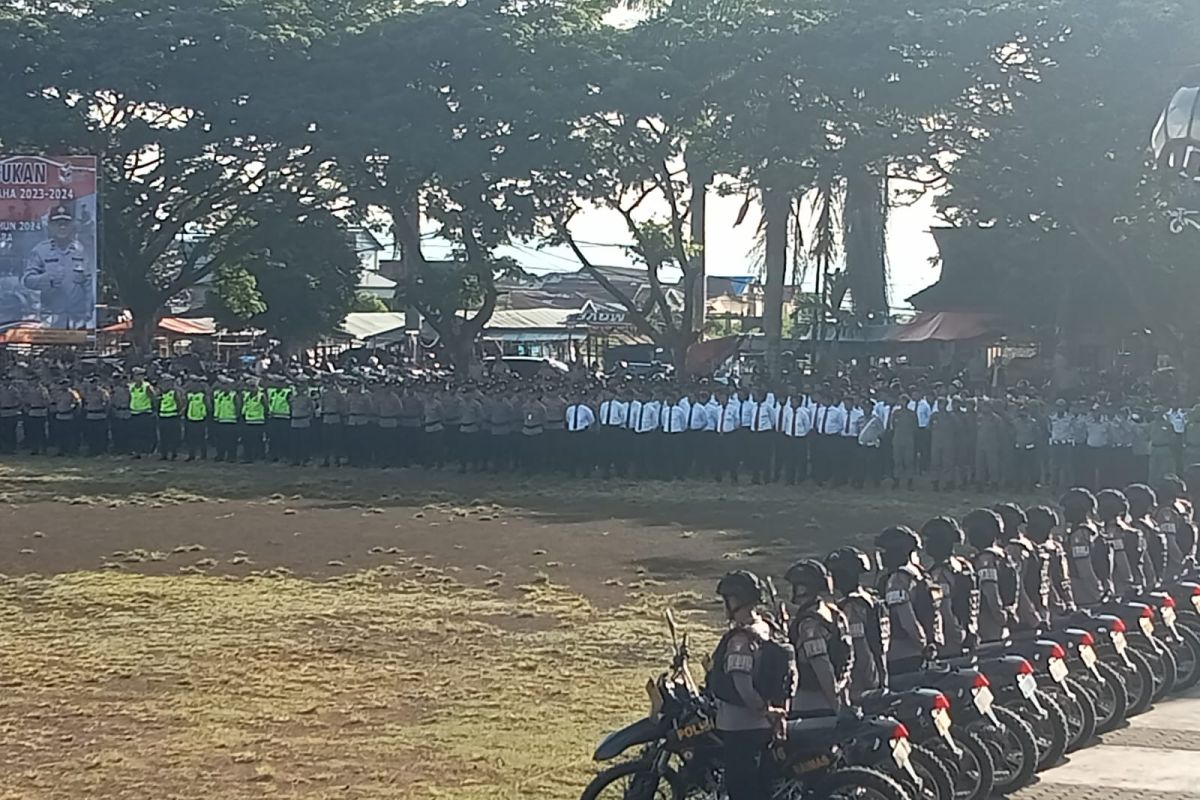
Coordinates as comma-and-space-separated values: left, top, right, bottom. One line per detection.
98, 317, 217, 337
337, 312, 409, 342
484, 308, 581, 331
356, 270, 397, 291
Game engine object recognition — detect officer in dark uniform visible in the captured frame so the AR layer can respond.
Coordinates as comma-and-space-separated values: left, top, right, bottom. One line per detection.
1154, 474, 1194, 581
1026, 505, 1076, 622
963, 509, 1014, 642
1126, 484, 1168, 589
922, 516, 980, 655
710, 571, 781, 800
825, 547, 888, 702
1062, 488, 1108, 606
784, 559, 849, 715
995, 503, 1050, 631
1097, 489, 1145, 598
875, 526, 942, 675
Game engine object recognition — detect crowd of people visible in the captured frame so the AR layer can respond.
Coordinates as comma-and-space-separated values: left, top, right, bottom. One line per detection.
2, 356, 1199, 492
708, 481, 1199, 799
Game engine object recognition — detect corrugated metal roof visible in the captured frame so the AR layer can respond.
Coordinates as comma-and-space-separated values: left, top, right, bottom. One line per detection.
356, 270, 397, 290
484, 308, 581, 330
338, 312, 409, 341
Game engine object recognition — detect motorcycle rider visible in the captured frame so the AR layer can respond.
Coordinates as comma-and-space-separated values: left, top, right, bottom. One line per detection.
709, 571, 789, 800
1155, 474, 1194, 580
1063, 488, 1109, 605
996, 502, 1051, 631
825, 547, 889, 702
875, 526, 943, 675
1026, 505, 1077, 622
784, 559, 852, 715
1097, 489, 1145, 598
1126, 483, 1168, 590
922, 516, 980, 655
963, 508, 1015, 642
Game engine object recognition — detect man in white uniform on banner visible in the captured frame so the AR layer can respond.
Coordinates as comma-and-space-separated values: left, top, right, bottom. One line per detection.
23, 204, 94, 329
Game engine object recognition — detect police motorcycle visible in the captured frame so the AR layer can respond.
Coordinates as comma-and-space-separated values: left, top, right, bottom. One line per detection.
581, 612, 914, 800
1060, 608, 1154, 719
1037, 621, 1127, 738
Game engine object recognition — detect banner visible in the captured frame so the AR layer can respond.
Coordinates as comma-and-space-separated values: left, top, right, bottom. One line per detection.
0, 155, 98, 342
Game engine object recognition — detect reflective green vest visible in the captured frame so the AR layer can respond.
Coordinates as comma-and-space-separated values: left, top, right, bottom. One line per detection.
214, 390, 238, 422
242, 390, 266, 423
186, 392, 207, 422
158, 391, 179, 418
267, 386, 293, 418
129, 383, 152, 414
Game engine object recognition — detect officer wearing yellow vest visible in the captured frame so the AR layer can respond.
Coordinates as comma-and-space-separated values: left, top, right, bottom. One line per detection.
156, 373, 185, 460
183, 374, 211, 461
240, 375, 268, 463
128, 367, 157, 458
266, 373, 294, 463
211, 374, 241, 462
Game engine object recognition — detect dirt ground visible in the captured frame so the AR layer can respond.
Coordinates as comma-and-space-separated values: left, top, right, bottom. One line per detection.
0, 456, 1026, 800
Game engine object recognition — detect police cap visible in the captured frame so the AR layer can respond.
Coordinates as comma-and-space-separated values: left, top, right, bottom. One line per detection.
920, 516, 963, 551
784, 559, 831, 592
875, 525, 921, 555
824, 547, 872, 577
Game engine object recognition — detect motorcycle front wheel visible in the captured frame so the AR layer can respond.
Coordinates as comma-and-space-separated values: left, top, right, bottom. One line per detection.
974, 706, 1038, 794
1003, 691, 1067, 772
818, 765, 912, 800
1089, 660, 1129, 734
1053, 678, 1098, 752
580, 760, 681, 800
946, 729, 995, 800
1169, 624, 1200, 692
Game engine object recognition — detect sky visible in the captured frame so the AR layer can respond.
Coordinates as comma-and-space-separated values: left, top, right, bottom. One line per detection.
423, 186, 944, 311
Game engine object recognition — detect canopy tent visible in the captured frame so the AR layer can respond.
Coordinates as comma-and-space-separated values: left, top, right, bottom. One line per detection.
335, 312, 410, 344
98, 317, 216, 337
890, 311, 1006, 343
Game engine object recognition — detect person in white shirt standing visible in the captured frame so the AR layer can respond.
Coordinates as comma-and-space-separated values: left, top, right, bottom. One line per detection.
564, 389, 596, 478
660, 389, 689, 480
684, 385, 711, 479
836, 396, 863, 487
597, 386, 629, 479
855, 399, 886, 489
777, 393, 812, 485
712, 385, 742, 483
630, 386, 660, 480
811, 391, 845, 487
912, 389, 934, 474
742, 387, 775, 484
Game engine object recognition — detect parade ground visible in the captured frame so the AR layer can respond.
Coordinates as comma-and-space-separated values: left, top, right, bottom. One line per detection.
0, 459, 1196, 800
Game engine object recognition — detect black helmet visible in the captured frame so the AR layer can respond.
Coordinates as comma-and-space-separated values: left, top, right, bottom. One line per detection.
1061, 487, 1097, 523
1156, 474, 1187, 504
716, 570, 765, 606
1096, 489, 1129, 521
962, 508, 1003, 549
992, 503, 1027, 537
825, 547, 872, 576
1025, 505, 1060, 539
875, 526, 922, 555
785, 559, 832, 591
1125, 483, 1158, 518
921, 516, 963, 556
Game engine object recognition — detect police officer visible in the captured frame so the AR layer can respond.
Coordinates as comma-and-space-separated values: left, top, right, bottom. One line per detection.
963, 508, 1015, 642
265, 374, 294, 463
24, 376, 50, 455
128, 367, 156, 457
109, 370, 131, 455
875, 526, 942, 675
318, 376, 346, 467
240, 376, 268, 463
22, 204, 93, 329
183, 374, 210, 461
929, 396, 956, 491
784, 559, 849, 715
1126, 484, 1167, 590
890, 394, 918, 490
923, 516, 980, 655
154, 374, 184, 460
1062, 488, 1108, 607
50, 377, 81, 455
825, 547, 888, 702
709, 571, 783, 800
995, 502, 1049, 631
211, 374, 241, 462
1154, 475, 1193, 581
289, 375, 315, 466
80, 375, 110, 456
0, 372, 22, 452
1026, 505, 1076, 622
1097, 489, 1145, 598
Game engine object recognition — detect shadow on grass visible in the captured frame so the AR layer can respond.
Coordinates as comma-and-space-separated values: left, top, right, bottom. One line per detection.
0, 456, 1032, 550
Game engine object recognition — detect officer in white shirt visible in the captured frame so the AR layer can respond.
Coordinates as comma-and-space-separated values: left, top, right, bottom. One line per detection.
597, 386, 630, 478
778, 394, 812, 485
810, 392, 846, 487
1047, 398, 1075, 490
743, 388, 775, 484
630, 387, 660, 479
660, 391, 689, 480
1082, 406, 1109, 490
836, 397, 864, 487
912, 390, 934, 473
856, 399, 886, 488
713, 385, 743, 483
565, 390, 596, 477
1167, 405, 1187, 474
684, 386, 711, 479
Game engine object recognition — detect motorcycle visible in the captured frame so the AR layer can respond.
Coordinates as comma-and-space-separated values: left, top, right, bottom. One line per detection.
1065, 611, 1151, 719
582, 613, 913, 800
860, 688, 959, 800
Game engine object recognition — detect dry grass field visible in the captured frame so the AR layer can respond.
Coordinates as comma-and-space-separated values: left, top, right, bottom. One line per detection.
0, 458, 1028, 799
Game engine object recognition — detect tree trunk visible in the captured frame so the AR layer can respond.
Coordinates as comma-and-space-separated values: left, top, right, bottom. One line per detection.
688, 159, 711, 335
843, 163, 888, 318
129, 302, 160, 354
762, 184, 790, 379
